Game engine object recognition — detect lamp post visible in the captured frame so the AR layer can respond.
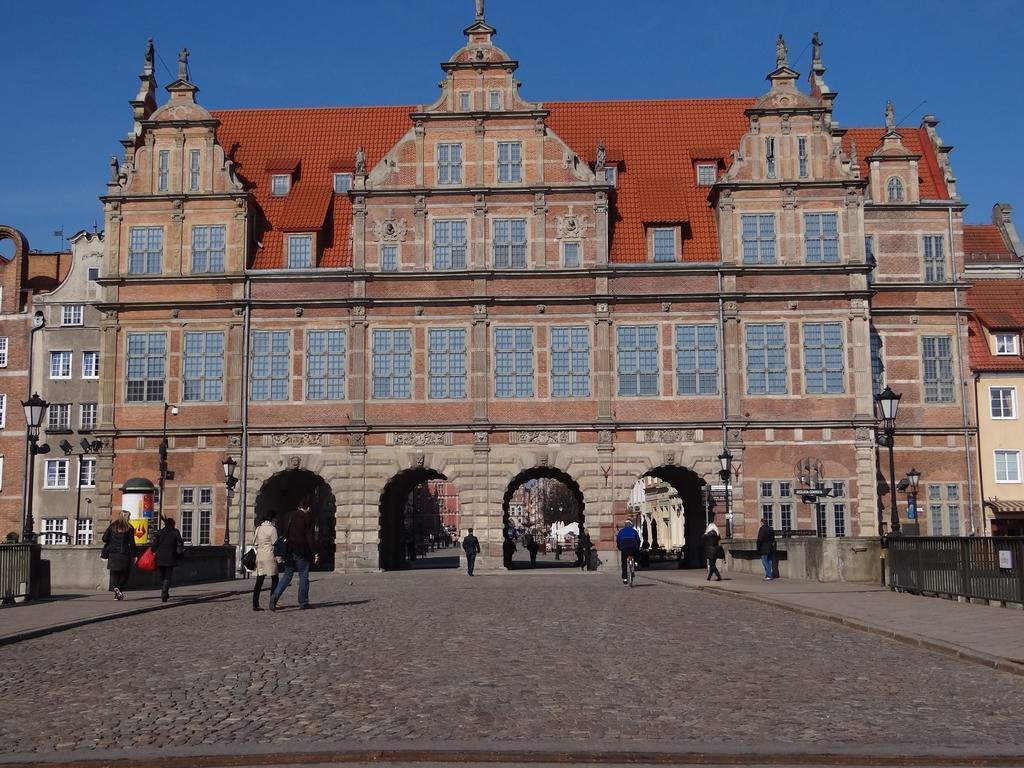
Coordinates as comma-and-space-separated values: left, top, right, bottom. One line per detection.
157, 403, 178, 538
59, 437, 103, 545
718, 448, 733, 539
905, 467, 921, 527
222, 456, 238, 546
21, 393, 50, 543
875, 386, 902, 536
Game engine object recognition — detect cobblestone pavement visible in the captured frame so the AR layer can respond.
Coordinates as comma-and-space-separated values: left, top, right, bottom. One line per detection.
1, 568, 1022, 763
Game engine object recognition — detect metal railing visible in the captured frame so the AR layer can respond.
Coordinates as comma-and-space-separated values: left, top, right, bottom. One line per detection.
0, 544, 41, 602
887, 536, 1024, 604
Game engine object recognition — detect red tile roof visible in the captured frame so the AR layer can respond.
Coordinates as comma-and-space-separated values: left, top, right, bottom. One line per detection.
213, 101, 952, 269
964, 224, 1014, 263
967, 280, 1024, 372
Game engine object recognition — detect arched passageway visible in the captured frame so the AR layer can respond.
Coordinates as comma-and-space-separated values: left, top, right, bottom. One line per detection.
629, 465, 707, 569
254, 469, 337, 570
502, 466, 588, 569
379, 467, 460, 570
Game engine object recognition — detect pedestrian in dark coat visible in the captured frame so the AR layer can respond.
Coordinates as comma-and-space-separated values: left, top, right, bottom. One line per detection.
757, 518, 776, 580
152, 517, 184, 602
702, 522, 722, 581
462, 528, 481, 576
101, 511, 136, 600
269, 499, 320, 610
578, 528, 593, 571
526, 535, 539, 567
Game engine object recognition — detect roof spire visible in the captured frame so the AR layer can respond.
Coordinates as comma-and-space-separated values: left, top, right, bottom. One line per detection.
807, 32, 831, 99
775, 34, 788, 69
129, 38, 158, 134
885, 99, 896, 131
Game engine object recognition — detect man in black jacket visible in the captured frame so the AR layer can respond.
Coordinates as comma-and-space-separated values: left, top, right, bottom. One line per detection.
756, 518, 776, 580
462, 528, 481, 576
269, 500, 320, 610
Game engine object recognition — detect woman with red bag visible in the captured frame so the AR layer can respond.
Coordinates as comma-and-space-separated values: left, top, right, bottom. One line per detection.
101, 511, 136, 600
152, 517, 185, 602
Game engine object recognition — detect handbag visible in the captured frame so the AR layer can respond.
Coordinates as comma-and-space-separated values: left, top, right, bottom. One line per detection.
100, 544, 110, 560
716, 544, 726, 560
272, 537, 289, 559
136, 547, 158, 572
241, 547, 257, 571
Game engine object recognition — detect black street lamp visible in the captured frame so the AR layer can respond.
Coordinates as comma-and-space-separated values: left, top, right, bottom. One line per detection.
21, 393, 51, 543
875, 386, 902, 537
718, 448, 733, 539
222, 456, 238, 546
905, 467, 921, 526
157, 403, 178, 538
59, 437, 103, 545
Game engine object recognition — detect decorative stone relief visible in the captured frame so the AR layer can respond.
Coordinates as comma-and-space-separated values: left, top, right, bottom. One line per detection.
473, 304, 487, 317
415, 453, 425, 467
598, 430, 613, 445
228, 435, 242, 447
728, 429, 743, 442
387, 432, 452, 446
537, 304, 546, 314
510, 431, 577, 445
372, 218, 408, 242
265, 433, 327, 447
350, 434, 365, 448
170, 308, 180, 318
474, 431, 489, 445
352, 306, 366, 319
294, 307, 304, 317
288, 456, 301, 469
555, 212, 591, 239
661, 302, 671, 313
856, 427, 873, 442
595, 302, 609, 314
415, 305, 424, 316
537, 453, 549, 466
638, 429, 697, 443
664, 452, 676, 466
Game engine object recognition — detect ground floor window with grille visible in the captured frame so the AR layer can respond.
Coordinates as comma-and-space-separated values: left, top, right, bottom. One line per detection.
759, 481, 794, 533
180, 487, 213, 545
76, 517, 94, 545
926, 483, 961, 535
814, 482, 847, 537
41, 518, 68, 545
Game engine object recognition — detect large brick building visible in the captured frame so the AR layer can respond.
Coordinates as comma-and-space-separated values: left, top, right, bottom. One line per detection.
90, 7, 978, 569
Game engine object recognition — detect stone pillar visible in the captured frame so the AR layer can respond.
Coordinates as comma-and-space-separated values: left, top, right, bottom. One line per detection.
473, 194, 487, 269
594, 302, 613, 422
594, 192, 609, 266
414, 120, 425, 188
533, 192, 547, 268
350, 306, 367, 424
414, 195, 426, 270
471, 304, 489, 423
722, 300, 742, 418
352, 195, 367, 271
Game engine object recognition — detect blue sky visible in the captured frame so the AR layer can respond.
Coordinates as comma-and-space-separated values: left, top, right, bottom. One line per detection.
2, 0, 1021, 252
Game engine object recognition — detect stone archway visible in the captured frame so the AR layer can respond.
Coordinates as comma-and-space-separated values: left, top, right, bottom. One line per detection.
637, 465, 706, 569
501, 465, 586, 568
254, 469, 337, 571
378, 467, 453, 570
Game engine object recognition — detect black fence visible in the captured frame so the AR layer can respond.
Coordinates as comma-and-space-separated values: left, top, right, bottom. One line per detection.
0, 544, 42, 602
887, 536, 1024, 604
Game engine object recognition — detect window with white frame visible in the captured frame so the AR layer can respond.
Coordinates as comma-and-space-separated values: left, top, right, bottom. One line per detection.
616, 325, 658, 396
180, 487, 213, 545
125, 332, 166, 402
40, 518, 68, 545
271, 174, 290, 196
886, 176, 904, 202
497, 142, 522, 183
372, 329, 412, 399
803, 323, 845, 394
922, 336, 954, 403
76, 517, 94, 545
990, 387, 1017, 419
741, 214, 776, 264
458, 91, 471, 111
815, 481, 848, 538
157, 149, 169, 192
697, 163, 717, 186
188, 149, 200, 191
183, 331, 224, 402
128, 227, 163, 274
437, 144, 463, 184
428, 328, 467, 399
488, 90, 501, 110
926, 483, 961, 535
759, 481, 793, 532
797, 136, 808, 178
0, 394, 5, 429
61, 305, 84, 326
746, 324, 788, 395
287, 235, 312, 269
804, 212, 839, 263
380, 245, 398, 272
562, 241, 580, 268
652, 228, 677, 262
675, 324, 718, 395
333, 172, 353, 194
550, 326, 590, 398
765, 136, 776, 179
82, 351, 99, 379
250, 330, 290, 401
923, 235, 945, 283
494, 327, 534, 398
306, 329, 346, 400
493, 219, 527, 268
432, 220, 467, 269
191, 225, 226, 273
995, 450, 1022, 483
0, 336, 7, 367
79, 458, 97, 488
88, 267, 100, 282
995, 333, 1019, 355
47, 403, 71, 432
45, 459, 69, 489
80, 403, 98, 431
50, 351, 72, 379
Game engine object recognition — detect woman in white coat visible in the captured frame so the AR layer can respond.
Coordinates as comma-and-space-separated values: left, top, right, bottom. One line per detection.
251, 509, 280, 611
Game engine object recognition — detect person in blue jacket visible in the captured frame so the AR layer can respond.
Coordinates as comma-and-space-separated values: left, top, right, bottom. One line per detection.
616, 520, 642, 584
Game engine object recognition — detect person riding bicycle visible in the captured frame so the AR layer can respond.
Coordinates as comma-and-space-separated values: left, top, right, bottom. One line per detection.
616, 520, 642, 584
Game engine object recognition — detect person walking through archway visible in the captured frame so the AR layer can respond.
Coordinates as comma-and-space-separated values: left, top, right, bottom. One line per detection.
526, 534, 539, 567
702, 521, 723, 581
462, 527, 480, 576
270, 499, 320, 610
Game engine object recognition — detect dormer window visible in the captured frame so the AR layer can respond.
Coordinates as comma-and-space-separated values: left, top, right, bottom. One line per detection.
886, 176, 904, 202
996, 333, 1020, 356
765, 137, 776, 179
287, 234, 312, 269
271, 174, 291, 196
652, 227, 678, 263
604, 166, 617, 186
488, 90, 502, 110
333, 173, 353, 194
157, 150, 169, 192
458, 92, 471, 111
696, 164, 716, 186
188, 149, 200, 192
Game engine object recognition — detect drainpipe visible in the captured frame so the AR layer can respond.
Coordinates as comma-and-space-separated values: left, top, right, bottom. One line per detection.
973, 372, 987, 535
237, 272, 251, 572
950, 206, 976, 534
718, 268, 731, 536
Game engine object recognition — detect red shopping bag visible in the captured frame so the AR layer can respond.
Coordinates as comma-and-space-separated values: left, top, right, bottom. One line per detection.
136, 547, 158, 572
